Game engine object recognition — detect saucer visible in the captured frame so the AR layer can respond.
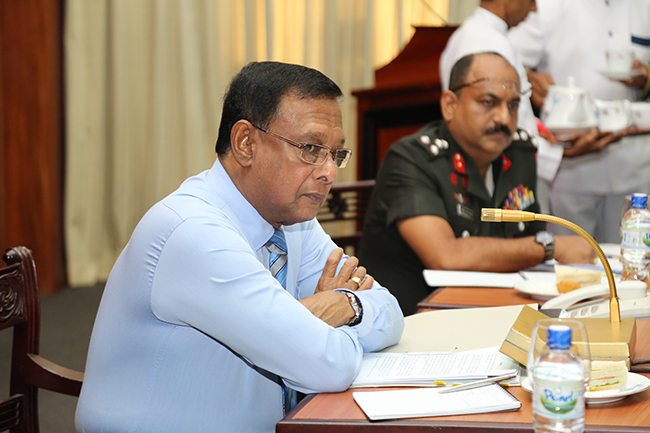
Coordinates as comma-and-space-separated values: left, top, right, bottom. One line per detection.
544, 125, 593, 138
598, 69, 645, 81
599, 120, 631, 133
521, 373, 650, 405
513, 281, 559, 301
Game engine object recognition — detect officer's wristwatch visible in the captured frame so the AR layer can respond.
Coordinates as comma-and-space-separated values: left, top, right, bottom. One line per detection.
534, 231, 555, 262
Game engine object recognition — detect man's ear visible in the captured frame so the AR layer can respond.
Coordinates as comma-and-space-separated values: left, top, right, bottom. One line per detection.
440, 90, 458, 123
230, 120, 255, 167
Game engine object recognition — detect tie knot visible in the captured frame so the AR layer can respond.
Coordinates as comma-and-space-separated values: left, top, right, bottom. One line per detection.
267, 228, 287, 254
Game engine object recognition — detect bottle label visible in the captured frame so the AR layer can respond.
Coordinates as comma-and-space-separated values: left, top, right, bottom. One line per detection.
533, 378, 585, 419
621, 229, 650, 250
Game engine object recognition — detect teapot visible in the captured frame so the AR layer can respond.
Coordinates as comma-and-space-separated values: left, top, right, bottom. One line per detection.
541, 76, 598, 137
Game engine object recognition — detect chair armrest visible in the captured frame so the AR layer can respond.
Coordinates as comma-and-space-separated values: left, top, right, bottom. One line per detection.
26, 354, 84, 396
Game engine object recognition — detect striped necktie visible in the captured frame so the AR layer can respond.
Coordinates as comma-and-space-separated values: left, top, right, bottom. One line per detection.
265, 228, 296, 413
266, 229, 288, 289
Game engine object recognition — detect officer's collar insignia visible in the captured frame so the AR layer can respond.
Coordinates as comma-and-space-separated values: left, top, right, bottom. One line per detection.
503, 154, 512, 172
450, 172, 458, 187
453, 152, 466, 175
453, 191, 467, 205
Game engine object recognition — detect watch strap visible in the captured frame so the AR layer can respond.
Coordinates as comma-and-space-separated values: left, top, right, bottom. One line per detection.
337, 289, 363, 326
535, 231, 555, 261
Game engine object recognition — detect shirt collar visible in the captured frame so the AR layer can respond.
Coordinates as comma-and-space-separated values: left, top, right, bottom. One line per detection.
475, 6, 508, 35
206, 158, 275, 250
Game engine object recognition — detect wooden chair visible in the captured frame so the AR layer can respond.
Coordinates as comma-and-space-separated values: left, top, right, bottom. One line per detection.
0, 246, 83, 433
317, 180, 376, 254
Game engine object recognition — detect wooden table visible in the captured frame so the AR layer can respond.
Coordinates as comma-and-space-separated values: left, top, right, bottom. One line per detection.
417, 286, 540, 311
277, 293, 650, 433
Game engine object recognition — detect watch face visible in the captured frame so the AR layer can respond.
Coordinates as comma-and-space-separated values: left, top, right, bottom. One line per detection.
536, 231, 554, 245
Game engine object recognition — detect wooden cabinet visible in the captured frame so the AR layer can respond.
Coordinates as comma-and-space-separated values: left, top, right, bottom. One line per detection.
0, 0, 65, 294
352, 26, 456, 180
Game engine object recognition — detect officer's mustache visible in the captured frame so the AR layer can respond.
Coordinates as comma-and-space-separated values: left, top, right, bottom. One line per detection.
484, 124, 512, 137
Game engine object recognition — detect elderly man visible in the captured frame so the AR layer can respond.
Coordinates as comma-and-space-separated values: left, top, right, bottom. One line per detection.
75, 62, 404, 433
359, 53, 593, 315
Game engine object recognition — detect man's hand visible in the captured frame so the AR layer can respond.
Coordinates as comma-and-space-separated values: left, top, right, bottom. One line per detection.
298, 248, 374, 327
620, 59, 649, 88
315, 248, 374, 293
299, 291, 355, 328
562, 128, 621, 157
527, 70, 555, 109
554, 236, 596, 264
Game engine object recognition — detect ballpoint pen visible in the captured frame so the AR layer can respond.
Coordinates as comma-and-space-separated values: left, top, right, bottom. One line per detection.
438, 372, 517, 394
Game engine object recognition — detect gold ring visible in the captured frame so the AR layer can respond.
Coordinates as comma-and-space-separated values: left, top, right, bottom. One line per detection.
350, 276, 362, 287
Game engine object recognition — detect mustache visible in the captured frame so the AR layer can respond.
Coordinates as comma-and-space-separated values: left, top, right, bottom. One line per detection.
484, 124, 512, 137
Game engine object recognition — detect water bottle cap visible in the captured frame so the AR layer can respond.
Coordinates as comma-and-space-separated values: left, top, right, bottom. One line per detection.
631, 193, 648, 209
547, 325, 572, 350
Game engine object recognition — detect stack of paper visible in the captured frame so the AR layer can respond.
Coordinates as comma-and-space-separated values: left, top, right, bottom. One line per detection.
351, 348, 521, 388
353, 383, 521, 421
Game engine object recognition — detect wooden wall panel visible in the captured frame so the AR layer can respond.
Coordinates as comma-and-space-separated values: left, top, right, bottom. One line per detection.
0, 0, 65, 294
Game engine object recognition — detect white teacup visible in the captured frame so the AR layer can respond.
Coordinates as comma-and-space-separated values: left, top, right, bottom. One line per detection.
606, 49, 634, 73
595, 99, 631, 132
630, 102, 650, 129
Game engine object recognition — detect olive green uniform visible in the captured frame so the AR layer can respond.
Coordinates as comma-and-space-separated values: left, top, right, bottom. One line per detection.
359, 120, 544, 315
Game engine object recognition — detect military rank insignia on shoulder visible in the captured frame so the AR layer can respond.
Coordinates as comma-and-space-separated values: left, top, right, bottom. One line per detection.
419, 134, 449, 157
511, 128, 538, 150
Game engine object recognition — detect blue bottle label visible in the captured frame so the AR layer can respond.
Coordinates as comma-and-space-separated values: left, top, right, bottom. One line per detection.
533, 378, 585, 419
621, 229, 650, 250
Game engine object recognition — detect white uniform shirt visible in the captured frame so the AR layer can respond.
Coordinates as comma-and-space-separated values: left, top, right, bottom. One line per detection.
439, 6, 564, 183
508, 0, 650, 194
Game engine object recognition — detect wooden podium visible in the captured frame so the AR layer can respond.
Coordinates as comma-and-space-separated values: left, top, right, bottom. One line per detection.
352, 26, 456, 180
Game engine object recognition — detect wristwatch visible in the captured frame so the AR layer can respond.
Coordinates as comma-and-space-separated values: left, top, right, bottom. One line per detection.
534, 231, 555, 262
340, 290, 363, 326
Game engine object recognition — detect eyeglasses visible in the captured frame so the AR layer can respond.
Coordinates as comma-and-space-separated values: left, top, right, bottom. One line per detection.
252, 124, 352, 168
450, 77, 532, 96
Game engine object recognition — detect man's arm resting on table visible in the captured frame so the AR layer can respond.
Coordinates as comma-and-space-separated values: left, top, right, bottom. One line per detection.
299, 247, 373, 328
397, 215, 594, 272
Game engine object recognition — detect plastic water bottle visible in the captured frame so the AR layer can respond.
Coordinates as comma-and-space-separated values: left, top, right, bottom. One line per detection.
531, 325, 585, 433
621, 193, 650, 286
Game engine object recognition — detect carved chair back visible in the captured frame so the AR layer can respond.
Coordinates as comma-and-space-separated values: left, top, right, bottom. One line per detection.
316, 180, 376, 254
0, 246, 83, 433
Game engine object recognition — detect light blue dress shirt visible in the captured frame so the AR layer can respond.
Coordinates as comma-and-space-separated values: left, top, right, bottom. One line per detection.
75, 158, 404, 433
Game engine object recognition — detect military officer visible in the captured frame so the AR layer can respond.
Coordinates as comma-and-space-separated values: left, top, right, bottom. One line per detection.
358, 52, 594, 315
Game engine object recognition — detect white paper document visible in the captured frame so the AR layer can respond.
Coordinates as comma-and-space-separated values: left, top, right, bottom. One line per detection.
353, 383, 521, 421
422, 270, 554, 288
351, 348, 520, 388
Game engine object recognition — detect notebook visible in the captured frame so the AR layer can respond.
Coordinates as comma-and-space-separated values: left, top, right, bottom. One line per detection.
352, 383, 521, 421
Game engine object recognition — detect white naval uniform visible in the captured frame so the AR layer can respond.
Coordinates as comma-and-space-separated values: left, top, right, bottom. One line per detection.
439, 6, 563, 214
509, 0, 650, 242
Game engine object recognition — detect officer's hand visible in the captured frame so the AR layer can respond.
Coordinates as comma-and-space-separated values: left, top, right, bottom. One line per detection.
554, 236, 596, 264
